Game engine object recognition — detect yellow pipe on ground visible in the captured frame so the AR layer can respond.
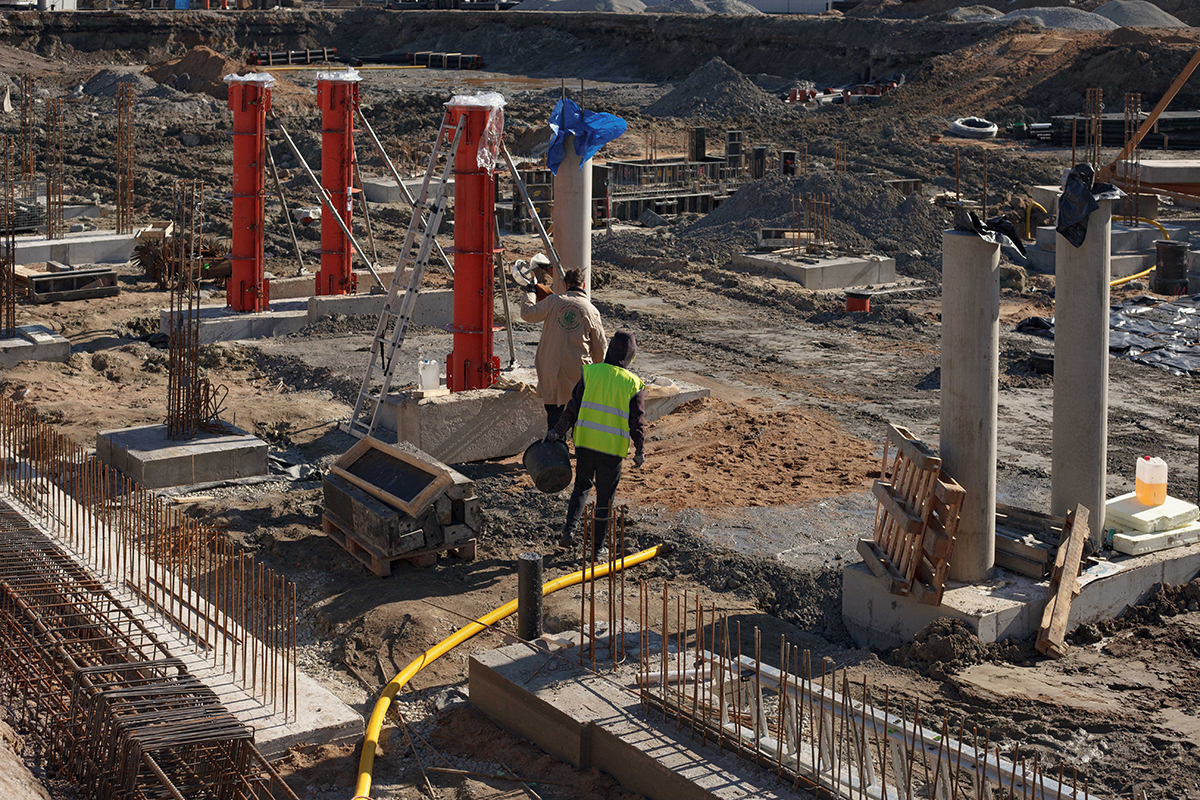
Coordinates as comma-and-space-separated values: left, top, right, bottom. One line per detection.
1111, 266, 1154, 288
1025, 201, 1047, 241
351, 544, 664, 800
1134, 217, 1169, 240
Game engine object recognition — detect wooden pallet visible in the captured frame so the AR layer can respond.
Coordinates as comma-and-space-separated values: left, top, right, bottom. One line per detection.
995, 504, 1066, 578
322, 514, 476, 577
858, 424, 964, 605
1036, 505, 1090, 659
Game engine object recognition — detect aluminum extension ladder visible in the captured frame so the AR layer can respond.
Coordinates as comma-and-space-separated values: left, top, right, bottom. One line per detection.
343, 114, 467, 439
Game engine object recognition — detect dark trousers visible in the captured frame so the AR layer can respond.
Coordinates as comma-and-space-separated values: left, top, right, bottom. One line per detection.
545, 404, 565, 429
564, 447, 623, 554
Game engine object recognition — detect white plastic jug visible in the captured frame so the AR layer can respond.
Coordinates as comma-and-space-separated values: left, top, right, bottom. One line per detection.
1135, 456, 1168, 506
418, 359, 440, 391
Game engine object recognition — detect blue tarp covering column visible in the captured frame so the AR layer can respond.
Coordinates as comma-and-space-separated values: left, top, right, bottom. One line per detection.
546, 98, 627, 175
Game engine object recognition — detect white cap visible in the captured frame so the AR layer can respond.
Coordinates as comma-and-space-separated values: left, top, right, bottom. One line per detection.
316, 67, 361, 84
224, 72, 276, 88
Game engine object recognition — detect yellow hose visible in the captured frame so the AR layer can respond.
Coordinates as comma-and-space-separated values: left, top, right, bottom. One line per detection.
1134, 217, 1169, 240
1111, 266, 1154, 288
1025, 201, 1047, 241
352, 544, 663, 799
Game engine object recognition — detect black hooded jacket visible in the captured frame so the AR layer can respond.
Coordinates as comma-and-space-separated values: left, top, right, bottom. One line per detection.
552, 330, 646, 456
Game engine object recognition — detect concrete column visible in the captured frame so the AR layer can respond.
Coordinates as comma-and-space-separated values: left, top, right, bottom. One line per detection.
1052, 199, 1112, 547
552, 134, 593, 297
940, 230, 1000, 582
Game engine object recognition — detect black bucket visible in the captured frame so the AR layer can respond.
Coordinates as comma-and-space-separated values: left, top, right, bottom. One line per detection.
523, 439, 572, 494
1152, 239, 1189, 296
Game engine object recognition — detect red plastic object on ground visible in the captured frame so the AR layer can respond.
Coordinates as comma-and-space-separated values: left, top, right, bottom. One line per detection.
846, 292, 871, 313
226, 74, 272, 313
317, 72, 361, 296
445, 100, 502, 392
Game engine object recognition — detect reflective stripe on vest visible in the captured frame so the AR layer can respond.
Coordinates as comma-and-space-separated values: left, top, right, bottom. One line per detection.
573, 363, 644, 458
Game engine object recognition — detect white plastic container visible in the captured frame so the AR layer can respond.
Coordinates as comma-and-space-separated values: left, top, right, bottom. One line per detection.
418, 359, 440, 391
1135, 456, 1168, 507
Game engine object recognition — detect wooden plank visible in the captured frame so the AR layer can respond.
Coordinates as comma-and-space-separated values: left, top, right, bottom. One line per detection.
933, 475, 965, 505
1036, 505, 1090, 659
995, 548, 1049, 579
330, 435, 453, 517
887, 424, 941, 472
994, 530, 1052, 563
856, 538, 910, 594
873, 481, 924, 535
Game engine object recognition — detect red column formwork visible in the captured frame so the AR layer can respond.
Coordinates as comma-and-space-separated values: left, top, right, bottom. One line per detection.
226, 75, 272, 313
445, 102, 501, 392
316, 72, 361, 296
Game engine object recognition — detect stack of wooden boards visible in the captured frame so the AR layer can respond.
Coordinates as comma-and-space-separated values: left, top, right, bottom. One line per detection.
994, 504, 1067, 578
322, 437, 482, 577
15, 262, 119, 303
857, 424, 964, 606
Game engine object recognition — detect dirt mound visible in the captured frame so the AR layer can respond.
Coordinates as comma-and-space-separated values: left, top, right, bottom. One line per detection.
512, 0, 647, 10
938, 5, 1001, 21
645, 57, 782, 119
144, 46, 313, 109
655, 0, 764, 14
997, 7, 1119, 28
891, 618, 988, 676
618, 397, 879, 511
83, 68, 163, 98
1094, 0, 1186, 27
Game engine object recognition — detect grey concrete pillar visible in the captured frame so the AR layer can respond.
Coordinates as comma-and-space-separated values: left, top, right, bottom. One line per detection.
517, 552, 544, 641
940, 230, 1001, 582
551, 134, 593, 297
1052, 199, 1112, 547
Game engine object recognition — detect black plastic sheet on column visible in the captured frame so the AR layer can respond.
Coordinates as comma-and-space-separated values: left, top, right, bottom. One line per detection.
1055, 164, 1124, 248
1016, 294, 1200, 376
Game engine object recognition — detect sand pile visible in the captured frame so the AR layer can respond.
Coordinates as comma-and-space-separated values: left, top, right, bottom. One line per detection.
144, 46, 314, 109
645, 57, 780, 119
996, 7, 1118, 29
655, 0, 764, 14
512, 0, 647, 11
1093, 0, 1187, 28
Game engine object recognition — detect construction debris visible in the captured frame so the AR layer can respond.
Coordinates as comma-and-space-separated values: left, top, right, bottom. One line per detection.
1036, 505, 1091, 659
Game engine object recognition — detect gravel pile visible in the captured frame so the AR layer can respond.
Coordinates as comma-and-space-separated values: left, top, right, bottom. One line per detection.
996, 7, 1119, 29
1093, 0, 1187, 28
939, 5, 1001, 22
82, 68, 172, 99
512, 0, 647, 11
654, 0, 764, 14
644, 57, 783, 119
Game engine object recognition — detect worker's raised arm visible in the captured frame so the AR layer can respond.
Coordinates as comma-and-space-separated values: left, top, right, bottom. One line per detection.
520, 291, 551, 323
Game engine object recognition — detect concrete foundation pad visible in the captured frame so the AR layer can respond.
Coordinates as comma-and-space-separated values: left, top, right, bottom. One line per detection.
731, 251, 896, 290
362, 175, 453, 204
385, 367, 710, 464
15, 229, 141, 265
842, 541, 1200, 649
96, 424, 268, 489
0, 325, 71, 369
470, 636, 789, 800
164, 289, 458, 344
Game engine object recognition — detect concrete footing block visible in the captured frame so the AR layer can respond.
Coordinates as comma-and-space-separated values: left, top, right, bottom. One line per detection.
96, 424, 268, 489
15, 230, 141, 265
842, 540, 1200, 649
731, 251, 896, 290
0, 325, 71, 369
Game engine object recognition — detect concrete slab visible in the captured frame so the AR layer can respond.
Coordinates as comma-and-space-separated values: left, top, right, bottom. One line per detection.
731, 251, 896, 290
308, 287, 454, 328
470, 636, 790, 800
96, 423, 268, 489
265, 267, 403, 300
15, 229, 140, 265
1123, 159, 1200, 184
362, 175, 453, 204
1034, 222, 1188, 254
842, 541, 1200, 649
1028, 246, 1153, 277
385, 367, 710, 464
0, 325, 71, 369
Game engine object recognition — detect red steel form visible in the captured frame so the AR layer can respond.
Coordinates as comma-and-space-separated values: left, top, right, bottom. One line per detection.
446, 99, 501, 392
316, 71, 361, 296
226, 74, 272, 313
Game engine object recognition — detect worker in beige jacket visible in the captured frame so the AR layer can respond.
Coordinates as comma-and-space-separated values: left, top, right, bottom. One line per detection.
519, 267, 607, 428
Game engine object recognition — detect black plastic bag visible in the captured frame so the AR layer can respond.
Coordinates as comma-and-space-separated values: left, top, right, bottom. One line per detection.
1056, 164, 1123, 248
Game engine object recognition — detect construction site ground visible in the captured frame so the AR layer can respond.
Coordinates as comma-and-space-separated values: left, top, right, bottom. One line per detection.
3, 8, 1200, 800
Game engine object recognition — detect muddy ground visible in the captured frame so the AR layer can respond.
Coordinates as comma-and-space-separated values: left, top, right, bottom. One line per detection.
1, 9, 1200, 800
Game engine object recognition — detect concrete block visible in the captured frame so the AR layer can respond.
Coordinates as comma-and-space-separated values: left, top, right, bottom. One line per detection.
1123, 159, 1200, 184
1030, 185, 1060, 223
307, 288, 456, 330
384, 367, 710, 464
362, 176, 453, 204
95, 424, 268, 489
731, 251, 896, 290
15, 230, 140, 265
160, 300, 310, 345
0, 325, 70, 369
843, 540, 1200, 649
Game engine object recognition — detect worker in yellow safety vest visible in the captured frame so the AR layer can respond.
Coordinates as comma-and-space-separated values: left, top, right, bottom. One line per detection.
545, 330, 646, 557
